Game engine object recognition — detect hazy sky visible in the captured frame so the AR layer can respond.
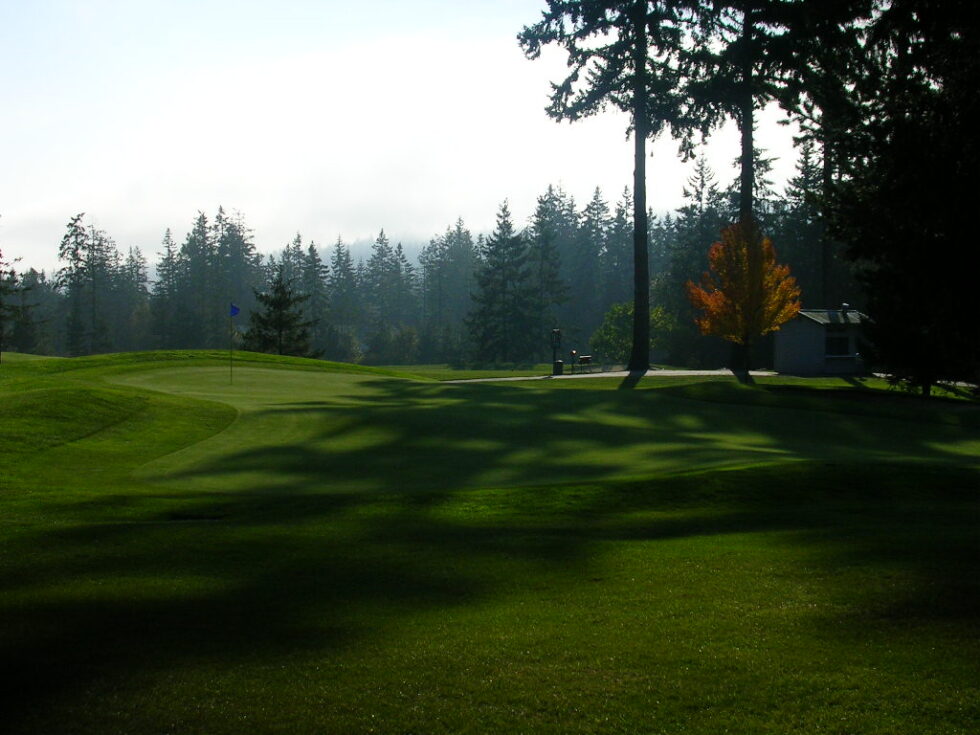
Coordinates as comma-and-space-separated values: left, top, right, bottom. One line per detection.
1, 0, 798, 273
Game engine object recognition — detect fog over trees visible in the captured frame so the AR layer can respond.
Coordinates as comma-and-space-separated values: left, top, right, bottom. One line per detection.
0, 157, 853, 368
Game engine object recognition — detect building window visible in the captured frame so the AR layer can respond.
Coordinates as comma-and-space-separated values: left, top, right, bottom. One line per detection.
825, 335, 850, 356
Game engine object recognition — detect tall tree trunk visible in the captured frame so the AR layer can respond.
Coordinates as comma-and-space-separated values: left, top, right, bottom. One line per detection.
820, 129, 834, 307
738, 4, 755, 225
628, 1, 651, 372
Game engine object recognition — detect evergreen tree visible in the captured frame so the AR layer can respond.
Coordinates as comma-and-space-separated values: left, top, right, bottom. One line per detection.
111, 247, 151, 351
299, 241, 330, 353
56, 214, 117, 355
651, 156, 730, 367
392, 242, 419, 325
151, 228, 185, 348
418, 219, 479, 362
216, 209, 263, 323
325, 237, 361, 362
243, 264, 315, 357
599, 188, 634, 313
520, 1, 696, 371
775, 0, 872, 303
526, 186, 570, 351
279, 233, 305, 286
177, 212, 218, 347
685, 1, 795, 224
418, 231, 452, 360
364, 229, 397, 326
11, 269, 57, 355
568, 187, 609, 341
825, 0, 980, 393
467, 201, 537, 364
775, 139, 826, 305
0, 244, 21, 362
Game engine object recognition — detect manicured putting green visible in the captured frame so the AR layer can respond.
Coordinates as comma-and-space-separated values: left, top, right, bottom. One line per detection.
112, 364, 978, 496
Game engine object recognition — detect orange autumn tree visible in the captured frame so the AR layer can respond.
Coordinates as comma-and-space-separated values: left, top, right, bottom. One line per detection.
686, 223, 801, 372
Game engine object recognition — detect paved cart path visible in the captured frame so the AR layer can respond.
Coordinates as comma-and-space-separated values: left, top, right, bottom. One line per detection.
443, 369, 776, 383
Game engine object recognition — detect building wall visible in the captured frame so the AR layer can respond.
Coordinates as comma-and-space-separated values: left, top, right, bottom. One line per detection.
774, 319, 825, 374
774, 317, 865, 375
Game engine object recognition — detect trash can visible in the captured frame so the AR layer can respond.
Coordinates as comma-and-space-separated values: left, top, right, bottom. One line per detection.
552, 360, 564, 376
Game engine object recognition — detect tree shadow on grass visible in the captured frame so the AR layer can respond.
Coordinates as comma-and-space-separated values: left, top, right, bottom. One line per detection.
2, 376, 979, 731
156, 376, 978, 497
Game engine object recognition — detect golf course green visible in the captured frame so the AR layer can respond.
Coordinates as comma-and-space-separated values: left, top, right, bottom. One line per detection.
1, 351, 978, 734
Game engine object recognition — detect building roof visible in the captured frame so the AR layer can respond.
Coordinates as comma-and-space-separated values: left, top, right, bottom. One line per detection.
798, 308, 866, 326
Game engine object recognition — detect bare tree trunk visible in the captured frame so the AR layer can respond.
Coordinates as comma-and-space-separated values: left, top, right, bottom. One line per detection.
738, 4, 755, 225
628, 1, 651, 372
820, 130, 834, 307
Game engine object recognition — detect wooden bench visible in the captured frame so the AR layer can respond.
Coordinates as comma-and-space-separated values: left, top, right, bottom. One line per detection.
569, 350, 594, 374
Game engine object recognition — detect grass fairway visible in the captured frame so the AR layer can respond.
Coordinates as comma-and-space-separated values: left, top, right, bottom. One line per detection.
1, 351, 978, 734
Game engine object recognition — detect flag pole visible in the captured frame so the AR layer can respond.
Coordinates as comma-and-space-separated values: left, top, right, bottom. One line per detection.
229, 303, 239, 385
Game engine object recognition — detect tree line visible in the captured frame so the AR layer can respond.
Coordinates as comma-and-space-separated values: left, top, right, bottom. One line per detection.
0, 147, 838, 368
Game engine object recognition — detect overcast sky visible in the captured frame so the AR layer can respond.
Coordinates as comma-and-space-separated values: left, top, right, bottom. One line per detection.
1, 0, 798, 273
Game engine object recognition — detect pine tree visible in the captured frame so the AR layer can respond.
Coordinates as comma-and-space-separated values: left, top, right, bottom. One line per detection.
300, 242, 330, 353
325, 237, 361, 362
520, 1, 695, 370
600, 188, 634, 313
178, 212, 218, 347
526, 186, 569, 348
243, 265, 315, 357
0, 244, 21, 362
56, 214, 117, 355
112, 247, 151, 351
151, 229, 184, 348
12, 269, 57, 355
568, 187, 609, 341
824, 0, 980, 393
467, 202, 536, 364
364, 229, 396, 326
217, 210, 263, 323
776, 140, 825, 304
419, 219, 479, 362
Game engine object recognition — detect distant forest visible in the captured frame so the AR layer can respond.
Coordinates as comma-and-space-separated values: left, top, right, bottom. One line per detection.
0, 145, 844, 367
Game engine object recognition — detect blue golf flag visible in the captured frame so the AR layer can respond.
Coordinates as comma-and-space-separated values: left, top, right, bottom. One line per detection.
230, 303, 240, 317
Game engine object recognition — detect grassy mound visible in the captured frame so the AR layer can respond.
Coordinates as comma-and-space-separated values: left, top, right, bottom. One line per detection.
1, 352, 977, 734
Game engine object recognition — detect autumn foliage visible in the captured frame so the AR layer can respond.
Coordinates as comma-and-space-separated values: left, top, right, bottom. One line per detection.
686, 223, 801, 348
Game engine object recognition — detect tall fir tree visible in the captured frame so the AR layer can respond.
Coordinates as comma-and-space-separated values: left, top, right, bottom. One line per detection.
151, 228, 184, 348
177, 212, 218, 347
325, 237, 361, 362
243, 264, 315, 357
299, 241, 330, 353
467, 201, 537, 364
526, 186, 570, 352
520, 1, 697, 370
0, 244, 21, 362
568, 187, 609, 343
419, 219, 479, 362
599, 188, 635, 314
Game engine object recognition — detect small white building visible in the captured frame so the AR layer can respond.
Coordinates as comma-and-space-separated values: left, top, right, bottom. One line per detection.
774, 305, 867, 375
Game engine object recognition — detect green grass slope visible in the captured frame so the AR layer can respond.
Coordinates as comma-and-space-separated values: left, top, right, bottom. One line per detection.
1, 352, 978, 734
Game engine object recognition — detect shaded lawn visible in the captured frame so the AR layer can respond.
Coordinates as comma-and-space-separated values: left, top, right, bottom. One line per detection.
3, 465, 978, 735
1, 354, 978, 733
